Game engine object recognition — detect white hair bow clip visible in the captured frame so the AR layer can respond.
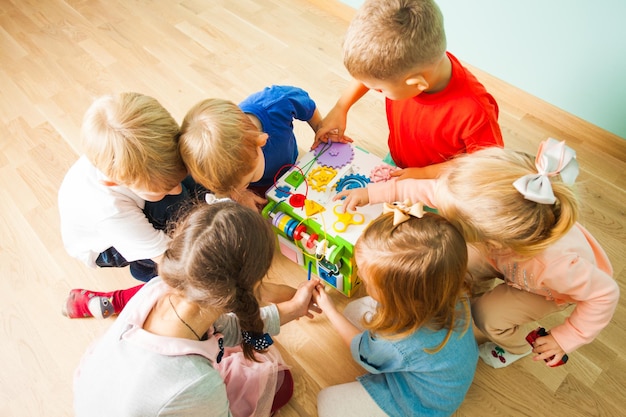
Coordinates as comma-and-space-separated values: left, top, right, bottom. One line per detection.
382, 200, 425, 226
513, 138, 579, 204
205, 193, 232, 205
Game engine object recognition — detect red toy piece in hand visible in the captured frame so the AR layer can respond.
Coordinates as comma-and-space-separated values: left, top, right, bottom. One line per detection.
525, 327, 569, 367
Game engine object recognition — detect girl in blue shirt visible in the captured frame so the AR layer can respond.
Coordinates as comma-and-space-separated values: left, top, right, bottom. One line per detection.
314, 201, 479, 417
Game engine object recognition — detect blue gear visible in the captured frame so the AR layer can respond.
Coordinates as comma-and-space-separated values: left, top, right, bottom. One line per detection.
335, 174, 370, 192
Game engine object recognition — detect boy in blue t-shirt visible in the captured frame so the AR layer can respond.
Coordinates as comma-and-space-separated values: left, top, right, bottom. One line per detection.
65, 86, 320, 318
180, 85, 323, 209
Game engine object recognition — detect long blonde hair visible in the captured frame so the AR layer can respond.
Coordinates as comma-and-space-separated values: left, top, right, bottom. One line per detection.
179, 98, 260, 195
355, 211, 470, 353
81, 92, 186, 191
436, 147, 580, 257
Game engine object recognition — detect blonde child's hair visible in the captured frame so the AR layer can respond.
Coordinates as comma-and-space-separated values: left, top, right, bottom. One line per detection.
81, 92, 186, 192
343, 0, 446, 80
355, 211, 470, 353
436, 147, 580, 257
179, 98, 260, 196
160, 201, 275, 361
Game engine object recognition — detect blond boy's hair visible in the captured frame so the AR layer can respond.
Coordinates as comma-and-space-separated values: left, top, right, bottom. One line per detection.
81, 92, 186, 192
179, 98, 259, 195
436, 147, 580, 257
343, 0, 446, 80
355, 212, 470, 353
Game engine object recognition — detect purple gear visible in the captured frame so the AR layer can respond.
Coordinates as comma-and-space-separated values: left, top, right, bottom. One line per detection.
313, 142, 354, 169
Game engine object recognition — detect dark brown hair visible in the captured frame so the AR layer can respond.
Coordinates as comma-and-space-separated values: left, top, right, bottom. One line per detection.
159, 201, 275, 360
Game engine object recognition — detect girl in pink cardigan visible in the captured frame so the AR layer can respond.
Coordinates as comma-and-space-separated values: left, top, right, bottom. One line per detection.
336, 139, 618, 368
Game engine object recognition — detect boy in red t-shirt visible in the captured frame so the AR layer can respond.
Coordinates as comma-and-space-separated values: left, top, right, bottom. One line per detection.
314, 0, 503, 180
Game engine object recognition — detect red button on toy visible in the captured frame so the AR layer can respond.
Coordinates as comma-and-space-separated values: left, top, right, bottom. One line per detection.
289, 193, 306, 208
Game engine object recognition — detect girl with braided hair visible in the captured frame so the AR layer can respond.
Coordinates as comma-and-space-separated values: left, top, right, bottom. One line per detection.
74, 201, 320, 417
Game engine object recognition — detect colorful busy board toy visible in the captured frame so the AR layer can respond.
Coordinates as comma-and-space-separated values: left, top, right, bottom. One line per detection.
262, 142, 398, 297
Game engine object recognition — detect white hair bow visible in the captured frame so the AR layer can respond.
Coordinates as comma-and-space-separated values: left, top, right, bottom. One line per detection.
513, 138, 579, 204
205, 193, 232, 205
382, 200, 425, 226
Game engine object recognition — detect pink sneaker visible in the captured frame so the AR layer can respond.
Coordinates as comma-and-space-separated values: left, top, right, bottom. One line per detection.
62, 289, 115, 319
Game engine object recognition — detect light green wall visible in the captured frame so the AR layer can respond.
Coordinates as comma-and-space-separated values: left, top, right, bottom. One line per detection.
339, 0, 626, 139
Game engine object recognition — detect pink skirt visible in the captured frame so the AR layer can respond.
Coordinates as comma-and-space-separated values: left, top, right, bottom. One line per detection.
216, 345, 292, 417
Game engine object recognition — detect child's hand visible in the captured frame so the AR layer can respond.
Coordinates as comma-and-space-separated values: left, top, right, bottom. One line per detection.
232, 189, 267, 212
530, 332, 567, 367
311, 129, 354, 150
312, 106, 353, 149
390, 167, 426, 180
295, 279, 323, 319
312, 283, 336, 314
277, 279, 321, 324
333, 188, 370, 212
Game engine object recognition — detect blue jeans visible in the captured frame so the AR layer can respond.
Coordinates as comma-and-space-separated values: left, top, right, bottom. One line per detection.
95, 250, 156, 282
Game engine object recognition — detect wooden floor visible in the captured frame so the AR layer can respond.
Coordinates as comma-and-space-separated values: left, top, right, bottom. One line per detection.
1, 0, 625, 416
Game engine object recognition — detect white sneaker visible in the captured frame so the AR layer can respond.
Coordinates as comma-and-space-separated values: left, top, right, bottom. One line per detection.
479, 342, 531, 368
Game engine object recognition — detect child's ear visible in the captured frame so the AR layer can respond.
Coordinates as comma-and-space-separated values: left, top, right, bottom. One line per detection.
405, 75, 429, 93
256, 133, 269, 146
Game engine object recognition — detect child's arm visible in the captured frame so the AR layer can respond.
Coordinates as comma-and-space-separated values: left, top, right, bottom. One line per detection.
307, 108, 323, 134
306, 107, 329, 150
312, 79, 368, 148
215, 279, 321, 345
390, 159, 454, 180
313, 284, 360, 347
275, 279, 321, 324
540, 254, 618, 355
259, 282, 297, 304
334, 178, 439, 212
